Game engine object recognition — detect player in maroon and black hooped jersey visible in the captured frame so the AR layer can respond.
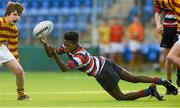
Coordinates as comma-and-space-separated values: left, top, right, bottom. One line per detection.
154, 0, 180, 94
153, 0, 180, 88
40, 31, 178, 101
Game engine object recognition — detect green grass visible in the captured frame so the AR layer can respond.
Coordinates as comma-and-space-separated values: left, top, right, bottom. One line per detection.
0, 71, 179, 107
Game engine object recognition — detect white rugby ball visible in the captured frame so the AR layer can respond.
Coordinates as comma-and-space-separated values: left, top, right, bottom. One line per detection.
33, 20, 54, 39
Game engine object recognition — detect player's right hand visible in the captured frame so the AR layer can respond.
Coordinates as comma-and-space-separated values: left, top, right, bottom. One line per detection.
156, 24, 164, 35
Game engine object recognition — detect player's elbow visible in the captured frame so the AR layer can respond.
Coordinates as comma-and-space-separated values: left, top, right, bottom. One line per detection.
166, 54, 175, 63
47, 54, 52, 57
61, 69, 68, 72
61, 67, 70, 72
61, 70, 67, 72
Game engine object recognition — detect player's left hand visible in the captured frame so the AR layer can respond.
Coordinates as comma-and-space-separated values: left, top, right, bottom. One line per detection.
40, 37, 47, 44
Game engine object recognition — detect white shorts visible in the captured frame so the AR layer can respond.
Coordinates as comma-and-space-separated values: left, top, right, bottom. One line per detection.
110, 42, 124, 53
0, 44, 15, 64
129, 40, 142, 52
175, 34, 180, 45
99, 44, 110, 54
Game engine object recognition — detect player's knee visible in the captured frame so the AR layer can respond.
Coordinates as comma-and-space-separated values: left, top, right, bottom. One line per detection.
167, 55, 175, 63
131, 76, 139, 83
114, 94, 127, 100
14, 68, 24, 77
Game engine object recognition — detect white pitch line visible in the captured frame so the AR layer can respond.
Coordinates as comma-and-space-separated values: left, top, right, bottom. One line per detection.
0, 90, 138, 95
0, 91, 107, 95
1, 90, 179, 96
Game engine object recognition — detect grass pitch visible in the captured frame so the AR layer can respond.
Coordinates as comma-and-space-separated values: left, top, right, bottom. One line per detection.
0, 71, 179, 107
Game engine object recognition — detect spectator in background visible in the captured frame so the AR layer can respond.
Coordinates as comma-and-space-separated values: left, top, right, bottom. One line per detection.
128, 16, 144, 71
98, 18, 110, 58
109, 17, 125, 65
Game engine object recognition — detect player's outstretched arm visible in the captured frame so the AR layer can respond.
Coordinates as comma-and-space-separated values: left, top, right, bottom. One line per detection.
40, 38, 54, 57
52, 49, 70, 72
155, 12, 164, 34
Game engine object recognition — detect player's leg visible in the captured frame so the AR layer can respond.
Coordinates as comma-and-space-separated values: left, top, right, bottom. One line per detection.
106, 84, 164, 100
119, 68, 178, 95
176, 67, 180, 87
3, 59, 29, 100
164, 48, 174, 94
119, 68, 162, 84
164, 48, 173, 81
167, 43, 180, 67
167, 43, 180, 87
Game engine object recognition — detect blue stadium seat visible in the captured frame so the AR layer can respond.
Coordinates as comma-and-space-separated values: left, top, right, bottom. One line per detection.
64, 22, 77, 32
77, 21, 87, 33
123, 45, 131, 63
148, 43, 160, 62
60, 0, 70, 16
128, 5, 138, 23
70, 0, 81, 14
82, 0, 93, 16
49, 0, 61, 13
0, 0, 8, 9
141, 43, 149, 55
77, 16, 87, 32
51, 24, 60, 39
106, 0, 113, 8
41, 0, 50, 9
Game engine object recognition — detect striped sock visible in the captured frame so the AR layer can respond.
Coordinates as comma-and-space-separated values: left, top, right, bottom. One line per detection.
176, 66, 180, 76
17, 88, 25, 96
153, 77, 164, 85
139, 88, 151, 97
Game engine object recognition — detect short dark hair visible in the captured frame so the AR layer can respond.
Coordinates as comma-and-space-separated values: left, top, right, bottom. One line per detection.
64, 31, 79, 43
5, 1, 24, 16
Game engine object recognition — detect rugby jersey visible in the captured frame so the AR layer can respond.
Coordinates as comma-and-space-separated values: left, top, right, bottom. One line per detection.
0, 17, 19, 60
55, 45, 106, 77
154, 0, 177, 27
154, 0, 180, 31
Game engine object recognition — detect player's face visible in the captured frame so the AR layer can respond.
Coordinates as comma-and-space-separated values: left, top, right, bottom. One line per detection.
63, 40, 77, 53
7, 11, 20, 24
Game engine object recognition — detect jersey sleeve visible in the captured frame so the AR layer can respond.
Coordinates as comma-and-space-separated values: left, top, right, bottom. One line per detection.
67, 53, 86, 69
54, 45, 65, 55
0, 20, 2, 28
7, 26, 19, 61
154, 0, 162, 13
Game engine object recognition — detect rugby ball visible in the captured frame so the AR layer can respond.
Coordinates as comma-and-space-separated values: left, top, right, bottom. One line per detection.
33, 21, 54, 39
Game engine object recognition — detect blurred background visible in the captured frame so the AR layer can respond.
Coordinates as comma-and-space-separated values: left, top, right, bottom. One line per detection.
0, 0, 163, 72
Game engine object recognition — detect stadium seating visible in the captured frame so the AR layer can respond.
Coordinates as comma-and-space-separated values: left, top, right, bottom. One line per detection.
0, 0, 114, 41
0, 0, 160, 62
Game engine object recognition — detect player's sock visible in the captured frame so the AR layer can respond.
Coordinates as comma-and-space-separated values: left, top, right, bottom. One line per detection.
139, 88, 151, 97
176, 66, 180, 76
17, 88, 25, 96
168, 80, 172, 83
153, 77, 164, 85
176, 66, 180, 87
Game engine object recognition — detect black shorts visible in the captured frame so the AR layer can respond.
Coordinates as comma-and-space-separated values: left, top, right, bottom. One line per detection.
160, 27, 178, 48
95, 59, 123, 91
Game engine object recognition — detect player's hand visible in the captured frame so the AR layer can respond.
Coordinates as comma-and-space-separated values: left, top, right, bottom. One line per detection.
52, 48, 58, 56
48, 46, 55, 56
156, 24, 164, 35
40, 38, 47, 44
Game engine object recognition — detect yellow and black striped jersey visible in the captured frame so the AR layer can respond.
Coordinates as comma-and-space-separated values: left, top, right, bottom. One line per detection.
0, 17, 19, 61
154, 0, 180, 32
